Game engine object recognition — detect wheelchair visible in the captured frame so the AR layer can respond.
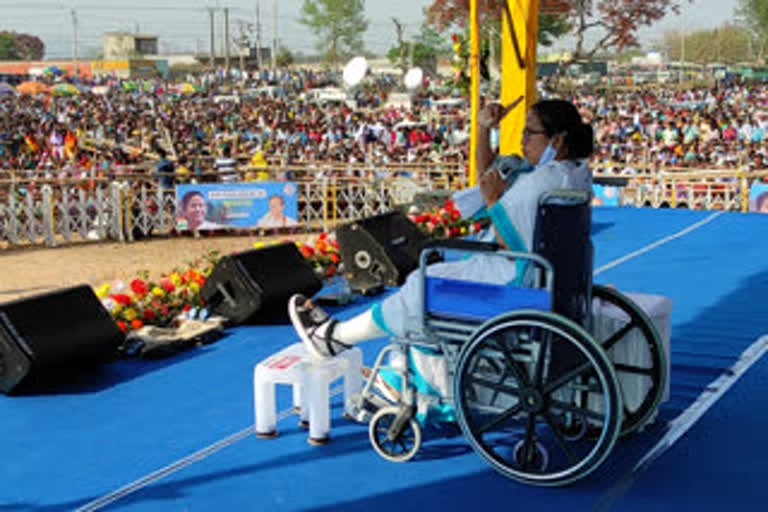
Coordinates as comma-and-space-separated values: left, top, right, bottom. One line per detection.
349, 190, 668, 487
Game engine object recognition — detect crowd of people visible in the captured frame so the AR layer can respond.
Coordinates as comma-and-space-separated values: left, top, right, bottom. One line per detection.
570, 83, 768, 177
1, 67, 767, 186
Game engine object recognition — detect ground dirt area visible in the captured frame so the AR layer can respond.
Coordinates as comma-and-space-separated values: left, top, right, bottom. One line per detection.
0, 232, 318, 303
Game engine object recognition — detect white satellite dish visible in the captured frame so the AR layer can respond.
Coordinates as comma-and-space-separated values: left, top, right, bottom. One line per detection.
404, 67, 424, 90
343, 56, 368, 88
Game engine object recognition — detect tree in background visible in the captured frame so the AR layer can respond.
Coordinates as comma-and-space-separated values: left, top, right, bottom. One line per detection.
387, 15, 450, 74
298, 0, 369, 63
0, 31, 45, 60
736, 0, 768, 63
662, 24, 752, 64
426, 0, 571, 48
276, 47, 295, 67
426, 0, 684, 68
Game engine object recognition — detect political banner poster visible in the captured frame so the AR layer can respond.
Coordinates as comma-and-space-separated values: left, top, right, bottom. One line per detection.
748, 183, 768, 214
175, 182, 299, 230
592, 184, 620, 207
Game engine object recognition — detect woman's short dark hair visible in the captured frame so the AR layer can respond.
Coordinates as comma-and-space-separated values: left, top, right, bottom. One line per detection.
181, 190, 204, 210
756, 190, 768, 211
531, 99, 595, 160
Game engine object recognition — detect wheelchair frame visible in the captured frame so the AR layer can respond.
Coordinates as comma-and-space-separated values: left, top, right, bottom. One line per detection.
349, 197, 667, 487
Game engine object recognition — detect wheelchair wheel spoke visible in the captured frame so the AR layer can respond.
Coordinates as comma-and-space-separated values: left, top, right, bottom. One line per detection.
397, 438, 409, 452
533, 328, 550, 387
543, 361, 592, 395
550, 399, 607, 423
613, 363, 653, 376
466, 375, 523, 398
541, 411, 578, 465
489, 338, 531, 388
520, 414, 538, 470
476, 403, 525, 434
599, 321, 637, 352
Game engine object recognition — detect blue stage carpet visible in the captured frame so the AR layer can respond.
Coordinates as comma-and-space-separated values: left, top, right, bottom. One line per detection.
1, 208, 767, 511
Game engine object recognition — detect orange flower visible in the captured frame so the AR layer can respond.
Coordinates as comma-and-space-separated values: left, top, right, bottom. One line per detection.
131, 319, 144, 330
329, 253, 340, 264
116, 320, 127, 332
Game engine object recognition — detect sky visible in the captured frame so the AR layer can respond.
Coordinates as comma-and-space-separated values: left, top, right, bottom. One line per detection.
0, 0, 742, 60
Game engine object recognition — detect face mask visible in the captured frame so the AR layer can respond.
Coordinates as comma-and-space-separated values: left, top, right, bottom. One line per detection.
538, 143, 558, 167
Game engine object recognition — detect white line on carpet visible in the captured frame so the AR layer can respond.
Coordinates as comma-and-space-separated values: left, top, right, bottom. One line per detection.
75, 387, 343, 512
594, 211, 725, 276
592, 335, 768, 512
80, 212, 727, 511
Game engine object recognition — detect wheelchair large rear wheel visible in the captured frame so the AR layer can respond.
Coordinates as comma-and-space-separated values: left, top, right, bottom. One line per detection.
454, 310, 623, 487
591, 285, 667, 436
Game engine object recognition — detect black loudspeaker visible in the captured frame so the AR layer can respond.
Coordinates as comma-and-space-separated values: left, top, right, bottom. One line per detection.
0, 285, 125, 394
200, 243, 322, 325
336, 211, 428, 294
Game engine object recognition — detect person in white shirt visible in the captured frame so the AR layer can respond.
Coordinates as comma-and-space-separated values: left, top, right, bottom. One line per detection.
288, 98, 595, 359
257, 194, 298, 228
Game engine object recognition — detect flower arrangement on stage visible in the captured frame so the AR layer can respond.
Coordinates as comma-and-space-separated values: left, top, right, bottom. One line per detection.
94, 234, 343, 333
96, 252, 218, 333
254, 233, 342, 280
408, 199, 483, 239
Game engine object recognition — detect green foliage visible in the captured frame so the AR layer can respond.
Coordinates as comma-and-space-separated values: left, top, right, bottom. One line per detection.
736, 0, 768, 62
387, 22, 450, 73
0, 31, 45, 60
663, 24, 753, 64
298, 0, 369, 63
538, 15, 571, 47
276, 47, 295, 67
0, 33, 15, 60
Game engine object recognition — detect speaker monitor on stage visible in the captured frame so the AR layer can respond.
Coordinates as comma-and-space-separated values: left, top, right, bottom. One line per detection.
0, 285, 125, 395
336, 211, 428, 294
200, 243, 323, 325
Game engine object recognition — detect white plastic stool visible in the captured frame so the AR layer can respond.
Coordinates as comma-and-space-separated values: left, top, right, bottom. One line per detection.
253, 342, 362, 444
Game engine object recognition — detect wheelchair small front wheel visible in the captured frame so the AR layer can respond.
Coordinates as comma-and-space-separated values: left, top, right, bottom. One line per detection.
369, 406, 422, 463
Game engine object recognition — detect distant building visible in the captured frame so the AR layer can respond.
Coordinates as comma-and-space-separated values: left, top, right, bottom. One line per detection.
103, 33, 159, 60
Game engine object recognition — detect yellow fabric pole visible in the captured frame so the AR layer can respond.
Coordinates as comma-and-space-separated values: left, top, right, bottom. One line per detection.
500, 0, 540, 156
469, 0, 480, 186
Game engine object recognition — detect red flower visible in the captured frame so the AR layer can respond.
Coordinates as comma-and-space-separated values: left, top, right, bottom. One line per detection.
452, 34, 458, 44
472, 221, 482, 232
329, 253, 340, 264
117, 321, 127, 332
159, 277, 175, 293
326, 265, 336, 277
328, 239, 339, 250
143, 309, 156, 320
131, 319, 144, 330
160, 306, 170, 316
444, 199, 456, 210
300, 245, 315, 258
450, 211, 461, 221
450, 226, 461, 237
318, 232, 328, 240
183, 304, 192, 312
130, 279, 148, 295
415, 214, 429, 224
111, 294, 132, 306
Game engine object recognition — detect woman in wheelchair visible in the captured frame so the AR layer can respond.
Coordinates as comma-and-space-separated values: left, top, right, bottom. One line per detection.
288, 98, 595, 359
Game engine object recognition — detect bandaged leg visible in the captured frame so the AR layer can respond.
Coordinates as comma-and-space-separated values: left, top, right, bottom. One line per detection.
332, 309, 387, 345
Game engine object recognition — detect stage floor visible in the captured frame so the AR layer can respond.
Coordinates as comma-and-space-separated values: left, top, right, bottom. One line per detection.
2, 207, 767, 512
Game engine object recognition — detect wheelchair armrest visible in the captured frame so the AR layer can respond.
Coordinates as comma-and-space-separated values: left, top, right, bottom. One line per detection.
423, 239, 501, 253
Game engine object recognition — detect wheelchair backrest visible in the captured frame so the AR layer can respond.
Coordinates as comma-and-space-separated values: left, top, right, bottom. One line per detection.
532, 189, 593, 329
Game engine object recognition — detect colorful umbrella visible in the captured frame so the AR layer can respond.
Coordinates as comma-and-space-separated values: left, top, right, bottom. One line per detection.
16, 81, 48, 95
122, 80, 137, 92
0, 82, 14, 94
50, 83, 80, 96
180, 82, 200, 95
